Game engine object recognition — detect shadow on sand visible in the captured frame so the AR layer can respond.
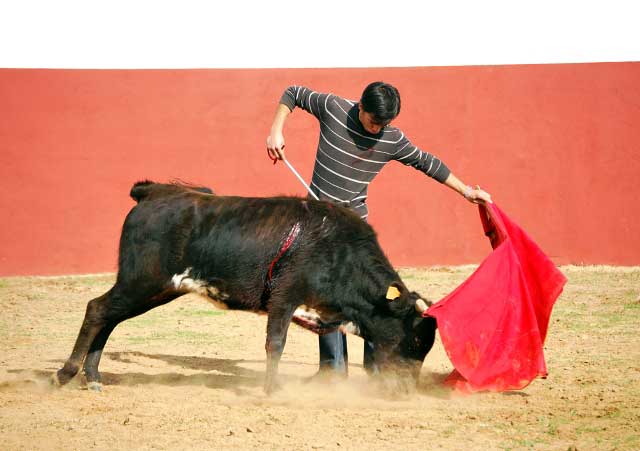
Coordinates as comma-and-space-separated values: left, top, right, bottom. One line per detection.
2, 352, 514, 400
5, 351, 312, 394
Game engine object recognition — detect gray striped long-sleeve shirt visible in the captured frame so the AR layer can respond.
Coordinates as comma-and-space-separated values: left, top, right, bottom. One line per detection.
280, 86, 451, 220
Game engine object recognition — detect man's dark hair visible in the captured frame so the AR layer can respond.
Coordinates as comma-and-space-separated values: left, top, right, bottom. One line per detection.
360, 81, 401, 124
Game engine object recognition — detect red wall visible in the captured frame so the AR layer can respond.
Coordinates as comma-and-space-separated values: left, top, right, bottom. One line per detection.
1, 63, 639, 276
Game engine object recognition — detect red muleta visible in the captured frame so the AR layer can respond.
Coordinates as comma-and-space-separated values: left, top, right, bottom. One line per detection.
426, 203, 567, 393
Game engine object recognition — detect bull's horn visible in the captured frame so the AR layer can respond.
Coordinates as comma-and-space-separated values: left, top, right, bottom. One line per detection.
415, 298, 429, 313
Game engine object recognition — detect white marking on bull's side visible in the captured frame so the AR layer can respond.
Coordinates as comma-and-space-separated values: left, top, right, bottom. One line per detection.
293, 306, 322, 323
171, 268, 191, 290
339, 322, 360, 336
293, 305, 343, 323
171, 267, 230, 310
293, 305, 359, 335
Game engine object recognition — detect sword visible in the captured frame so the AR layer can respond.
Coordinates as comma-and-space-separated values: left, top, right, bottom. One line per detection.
268, 149, 319, 200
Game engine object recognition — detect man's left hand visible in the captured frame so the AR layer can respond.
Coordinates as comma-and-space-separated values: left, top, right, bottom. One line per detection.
465, 185, 493, 204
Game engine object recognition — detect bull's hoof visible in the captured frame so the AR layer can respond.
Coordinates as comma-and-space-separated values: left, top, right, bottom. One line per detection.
87, 381, 103, 392
50, 372, 62, 387
51, 369, 75, 387
376, 375, 416, 399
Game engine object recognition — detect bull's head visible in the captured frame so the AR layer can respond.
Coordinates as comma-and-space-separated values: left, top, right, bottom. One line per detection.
346, 282, 437, 391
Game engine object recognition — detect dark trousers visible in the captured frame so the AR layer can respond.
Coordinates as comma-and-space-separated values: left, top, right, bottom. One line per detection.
312, 195, 376, 373
318, 331, 376, 374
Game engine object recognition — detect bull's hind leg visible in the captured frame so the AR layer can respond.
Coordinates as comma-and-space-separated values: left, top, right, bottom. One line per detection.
81, 290, 183, 391
54, 286, 181, 389
80, 322, 116, 391
52, 291, 112, 387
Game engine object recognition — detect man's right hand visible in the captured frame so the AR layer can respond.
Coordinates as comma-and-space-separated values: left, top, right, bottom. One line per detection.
266, 132, 286, 161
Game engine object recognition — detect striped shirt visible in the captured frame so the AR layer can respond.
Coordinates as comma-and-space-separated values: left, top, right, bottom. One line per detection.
280, 86, 451, 220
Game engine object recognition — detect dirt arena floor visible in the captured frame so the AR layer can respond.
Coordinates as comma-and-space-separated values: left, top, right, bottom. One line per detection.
1, 266, 638, 450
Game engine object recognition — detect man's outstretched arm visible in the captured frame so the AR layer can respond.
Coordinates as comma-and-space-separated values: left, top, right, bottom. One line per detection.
444, 173, 493, 204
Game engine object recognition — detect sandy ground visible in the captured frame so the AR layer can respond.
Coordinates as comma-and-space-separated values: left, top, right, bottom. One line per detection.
1, 266, 639, 450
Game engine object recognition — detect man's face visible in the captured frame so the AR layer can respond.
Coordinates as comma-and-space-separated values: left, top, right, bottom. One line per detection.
358, 104, 390, 135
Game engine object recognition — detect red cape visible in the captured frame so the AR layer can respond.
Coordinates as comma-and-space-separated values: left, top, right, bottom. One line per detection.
426, 203, 566, 393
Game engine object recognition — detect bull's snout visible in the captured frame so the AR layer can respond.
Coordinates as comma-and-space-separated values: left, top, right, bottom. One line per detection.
373, 362, 421, 397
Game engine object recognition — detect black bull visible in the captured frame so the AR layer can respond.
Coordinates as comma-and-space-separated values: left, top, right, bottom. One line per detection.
53, 181, 436, 393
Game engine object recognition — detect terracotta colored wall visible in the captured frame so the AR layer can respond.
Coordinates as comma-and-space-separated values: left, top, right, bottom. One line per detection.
1, 63, 639, 276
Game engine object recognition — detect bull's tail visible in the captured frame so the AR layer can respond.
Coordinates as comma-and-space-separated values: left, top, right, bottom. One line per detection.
130, 180, 214, 203
130, 180, 157, 203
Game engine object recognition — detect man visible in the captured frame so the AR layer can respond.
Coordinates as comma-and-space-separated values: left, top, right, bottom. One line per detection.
266, 81, 492, 378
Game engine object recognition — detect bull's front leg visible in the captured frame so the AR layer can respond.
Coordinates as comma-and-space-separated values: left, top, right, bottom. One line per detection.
264, 303, 297, 395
